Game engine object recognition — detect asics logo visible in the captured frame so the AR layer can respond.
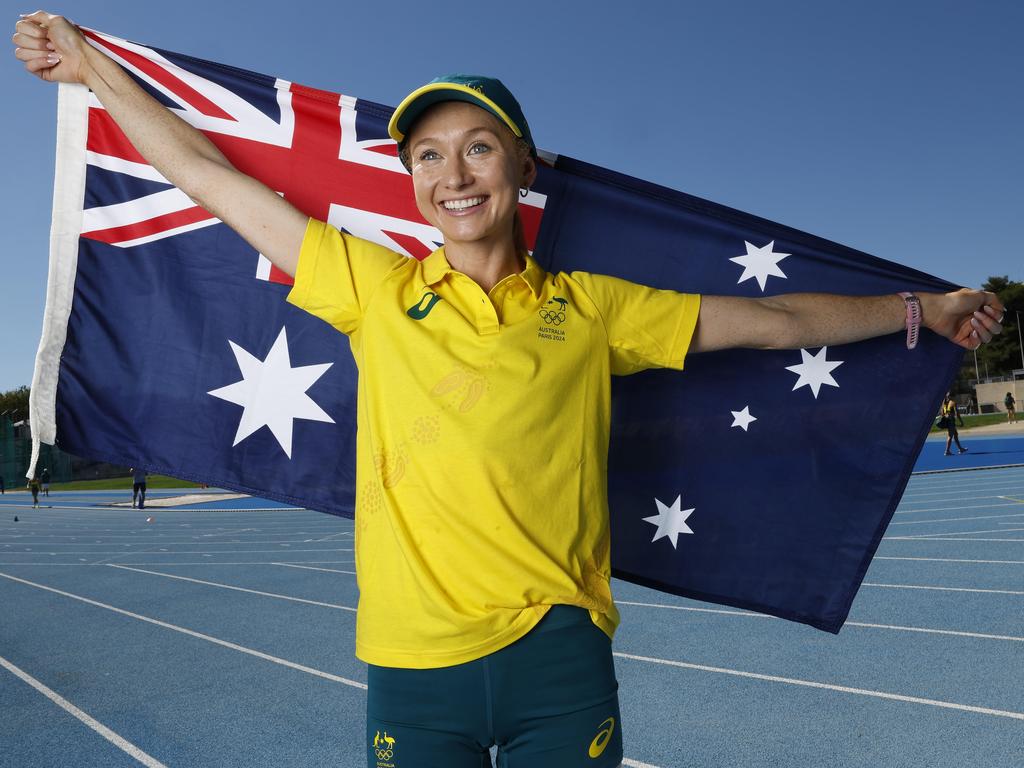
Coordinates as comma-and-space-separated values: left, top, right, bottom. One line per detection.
407, 291, 442, 320
588, 717, 615, 759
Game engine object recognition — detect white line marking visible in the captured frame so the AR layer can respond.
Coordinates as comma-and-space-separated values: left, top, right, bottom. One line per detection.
875, 555, 1024, 565
106, 565, 356, 611
622, 759, 661, 768
0, 561, 356, 566
889, 512, 1024, 525
0, 548, 354, 555
312, 531, 355, 542
273, 562, 356, 575
613, 652, 1024, 721
862, 582, 1024, 596
890, 527, 1024, 538
0, 654, 170, 767
891, 502, 1024, 514
884, 537, 1024, 543
617, 601, 1024, 641
0, 571, 366, 690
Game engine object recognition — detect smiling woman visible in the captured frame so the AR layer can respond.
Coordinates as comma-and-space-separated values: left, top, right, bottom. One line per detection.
11, 10, 1006, 768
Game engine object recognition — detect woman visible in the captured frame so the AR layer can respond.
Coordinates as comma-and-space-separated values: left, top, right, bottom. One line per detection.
13, 13, 1005, 767
1006, 392, 1017, 424
941, 392, 967, 456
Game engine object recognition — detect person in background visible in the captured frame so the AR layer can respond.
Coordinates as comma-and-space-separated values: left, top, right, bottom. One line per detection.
1005, 392, 1017, 424
942, 392, 967, 456
28, 474, 41, 508
131, 467, 147, 509
40, 466, 50, 496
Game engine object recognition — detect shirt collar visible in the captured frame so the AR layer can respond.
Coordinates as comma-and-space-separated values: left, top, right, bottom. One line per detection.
422, 247, 546, 298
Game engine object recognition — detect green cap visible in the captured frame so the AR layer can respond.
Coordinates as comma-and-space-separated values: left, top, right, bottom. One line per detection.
388, 74, 536, 158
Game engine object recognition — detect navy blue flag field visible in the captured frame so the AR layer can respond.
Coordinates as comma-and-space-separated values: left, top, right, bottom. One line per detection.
30, 29, 961, 633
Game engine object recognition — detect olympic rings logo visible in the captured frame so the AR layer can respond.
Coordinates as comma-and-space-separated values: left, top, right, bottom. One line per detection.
539, 310, 566, 325
374, 748, 394, 760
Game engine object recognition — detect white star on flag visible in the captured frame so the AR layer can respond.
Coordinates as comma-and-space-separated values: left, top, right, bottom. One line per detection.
785, 346, 843, 398
729, 240, 790, 291
208, 327, 334, 458
643, 495, 695, 549
730, 406, 757, 431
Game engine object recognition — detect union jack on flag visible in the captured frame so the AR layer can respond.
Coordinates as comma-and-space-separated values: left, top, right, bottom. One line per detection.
32, 29, 962, 632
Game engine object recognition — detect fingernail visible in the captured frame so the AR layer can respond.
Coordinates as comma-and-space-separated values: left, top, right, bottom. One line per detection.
46, 53, 60, 64
971, 318, 980, 326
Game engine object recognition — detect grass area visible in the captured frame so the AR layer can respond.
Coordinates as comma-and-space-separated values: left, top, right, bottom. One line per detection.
47, 474, 202, 492
929, 412, 1013, 433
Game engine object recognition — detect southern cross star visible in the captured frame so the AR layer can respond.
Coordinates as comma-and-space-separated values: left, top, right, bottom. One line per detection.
208, 327, 334, 458
643, 495, 696, 549
729, 240, 790, 291
785, 346, 843, 398
730, 405, 757, 431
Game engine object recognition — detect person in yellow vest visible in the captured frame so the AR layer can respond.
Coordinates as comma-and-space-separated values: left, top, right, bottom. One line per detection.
940, 392, 967, 456
14, 14, 1006, 767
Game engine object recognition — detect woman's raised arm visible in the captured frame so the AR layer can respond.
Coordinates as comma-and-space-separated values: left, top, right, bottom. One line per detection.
13, 11, 306, 277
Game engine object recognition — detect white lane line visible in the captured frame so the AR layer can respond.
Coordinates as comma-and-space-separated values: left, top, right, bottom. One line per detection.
892, 502, 1024, 514
0, 548, 355, 555
0, 654, 169, 767
0, 571, 366, 690
617, 600, 768, 619
622, 759, 661, 768
899, 486, 1024, 501
310, 532, 355, 542
613, 652, 1024, 721
862, 582, 1024, 596
0, 561, 356, 566
617, 601, 1024, 641
884, 536, 1024, 543
3, 539, 348, 546
0, 506, 305, 513
106, 565, 356, 612
875, 555, 1024, 565
889, 513, 1024, 525
891, 527, 1024, 538
273, 563, 356, 575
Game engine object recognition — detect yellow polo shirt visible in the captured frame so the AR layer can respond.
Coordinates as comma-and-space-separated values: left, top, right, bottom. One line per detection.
287, 218, 701, 669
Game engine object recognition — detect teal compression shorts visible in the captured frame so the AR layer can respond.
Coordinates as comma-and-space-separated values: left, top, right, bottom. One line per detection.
366, 604, 623, 768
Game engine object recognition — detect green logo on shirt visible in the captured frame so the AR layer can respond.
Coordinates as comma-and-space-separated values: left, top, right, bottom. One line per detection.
407, 291, 442, 320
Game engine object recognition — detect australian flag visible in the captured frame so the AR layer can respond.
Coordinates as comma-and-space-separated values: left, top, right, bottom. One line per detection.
31, 29, 962, 633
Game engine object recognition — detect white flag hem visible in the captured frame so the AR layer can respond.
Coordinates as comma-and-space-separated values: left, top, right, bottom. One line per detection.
27, 82, 89, 478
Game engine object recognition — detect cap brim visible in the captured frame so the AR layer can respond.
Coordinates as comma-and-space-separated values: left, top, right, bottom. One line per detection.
387, 82, 524, 145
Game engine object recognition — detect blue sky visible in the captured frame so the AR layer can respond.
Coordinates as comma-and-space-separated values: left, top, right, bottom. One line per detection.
2, 0, 1021, 392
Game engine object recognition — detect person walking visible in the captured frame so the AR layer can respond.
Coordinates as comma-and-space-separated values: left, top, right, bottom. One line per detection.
131, 467, 147, 509
941, 392, 967, 456
13, 13, 1006, 767
40, 466, 50, 496
1006, 392, 1017, 424
28, 474, 41, 508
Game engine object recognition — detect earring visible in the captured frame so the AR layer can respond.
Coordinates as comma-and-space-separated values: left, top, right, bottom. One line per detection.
519, 187, 530, 198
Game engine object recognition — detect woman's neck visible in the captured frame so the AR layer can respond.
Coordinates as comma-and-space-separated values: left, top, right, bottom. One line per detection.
444, 239, 523, 294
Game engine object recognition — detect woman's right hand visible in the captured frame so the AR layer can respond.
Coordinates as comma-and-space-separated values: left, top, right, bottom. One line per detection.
12, 11, 90, 85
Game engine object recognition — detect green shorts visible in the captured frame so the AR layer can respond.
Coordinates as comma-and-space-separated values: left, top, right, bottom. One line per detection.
366, 604, 623, 768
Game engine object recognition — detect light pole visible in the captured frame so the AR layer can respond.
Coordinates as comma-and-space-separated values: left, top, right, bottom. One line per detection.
1016, 310, 1024, 372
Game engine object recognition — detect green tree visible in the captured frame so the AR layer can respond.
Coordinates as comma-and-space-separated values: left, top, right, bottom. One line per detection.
0, 386, 30, 421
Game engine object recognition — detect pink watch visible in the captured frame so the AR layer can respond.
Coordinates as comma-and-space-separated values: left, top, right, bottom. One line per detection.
898, 292, 921, 349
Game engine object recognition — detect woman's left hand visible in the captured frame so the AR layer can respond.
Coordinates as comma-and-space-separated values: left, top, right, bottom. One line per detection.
922, 289, 1004, 350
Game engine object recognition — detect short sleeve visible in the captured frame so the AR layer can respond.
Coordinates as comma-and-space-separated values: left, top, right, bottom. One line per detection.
286, 218, 406, 335
570, 272, 701, 375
